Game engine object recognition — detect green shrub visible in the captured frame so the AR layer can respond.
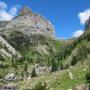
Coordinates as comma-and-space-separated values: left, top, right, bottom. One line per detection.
86, 71, 90, 84
86, 70, 90, 89
33, 82, 46, 90
71, 56, 77, 66
51, 60, 58, 72
23, 62, 28, 72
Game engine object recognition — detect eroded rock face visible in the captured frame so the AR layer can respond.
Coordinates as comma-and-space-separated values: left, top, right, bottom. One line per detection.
85, 16, 90, 30
0, 21, 8, 28
0, 7, 55, 37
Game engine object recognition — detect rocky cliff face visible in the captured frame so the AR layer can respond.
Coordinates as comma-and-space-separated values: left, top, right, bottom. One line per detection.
85, 16, 90, 30
0, 7, 55, 37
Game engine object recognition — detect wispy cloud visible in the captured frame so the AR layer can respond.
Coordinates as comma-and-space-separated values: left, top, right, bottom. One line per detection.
9, 5, 20, 16
0, 1, 7, 9
72, 30, 84, 37
78, 9, 90, 25
0, 10, 12, 21
0, 1, 20, 21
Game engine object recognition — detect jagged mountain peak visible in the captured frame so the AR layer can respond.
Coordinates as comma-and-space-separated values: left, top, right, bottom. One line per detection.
19, 6, 32, 16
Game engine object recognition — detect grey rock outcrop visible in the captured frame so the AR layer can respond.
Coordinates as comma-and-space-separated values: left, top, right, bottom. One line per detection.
85, 16, 90, 30
0, 35, 22, 59
0, 21, 8, 28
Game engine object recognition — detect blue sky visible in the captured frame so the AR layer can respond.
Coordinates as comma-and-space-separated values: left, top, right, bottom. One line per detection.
0, 0, 90, 39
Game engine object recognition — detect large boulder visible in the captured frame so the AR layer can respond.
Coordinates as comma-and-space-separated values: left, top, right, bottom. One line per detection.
74, 84, 86, 90
4, 73, 16, 81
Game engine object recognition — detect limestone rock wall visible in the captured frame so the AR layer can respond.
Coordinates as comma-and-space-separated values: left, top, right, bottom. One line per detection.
0, 7, 55, 37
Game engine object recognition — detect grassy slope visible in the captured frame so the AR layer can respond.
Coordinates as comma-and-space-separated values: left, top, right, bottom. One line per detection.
17, 62, 88, 90
64, 40, 90, 65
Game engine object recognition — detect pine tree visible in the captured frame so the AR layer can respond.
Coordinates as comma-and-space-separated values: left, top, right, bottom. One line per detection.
24, 62, 28, 72
51, 60, 58, 73
71, 56, 77, 66
31, 68, 37, 78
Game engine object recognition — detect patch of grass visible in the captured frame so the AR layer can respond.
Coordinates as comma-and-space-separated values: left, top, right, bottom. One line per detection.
52, 65, 88, 90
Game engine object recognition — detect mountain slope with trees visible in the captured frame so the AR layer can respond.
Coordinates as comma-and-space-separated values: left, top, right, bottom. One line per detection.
0, 7, 90, 90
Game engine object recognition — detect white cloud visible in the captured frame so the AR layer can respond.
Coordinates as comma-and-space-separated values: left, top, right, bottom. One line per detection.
9, 5, 20, 16
0, 10, 12, 21
0, 1, 20, 21
72, 30, 84, 37
0, 1, 7, 9
78, 9, 90, 25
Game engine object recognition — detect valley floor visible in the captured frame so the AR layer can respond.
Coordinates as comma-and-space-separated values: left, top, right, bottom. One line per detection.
0, 63, 88, 90
18, 64, 88, 90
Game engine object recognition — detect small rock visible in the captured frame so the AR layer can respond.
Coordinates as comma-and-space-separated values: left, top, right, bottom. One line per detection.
69, 72, 73, 79
68, 89, 72, 90
83, 68, 86, 71
50, 88, 53, 90
27, 76, 31, 80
